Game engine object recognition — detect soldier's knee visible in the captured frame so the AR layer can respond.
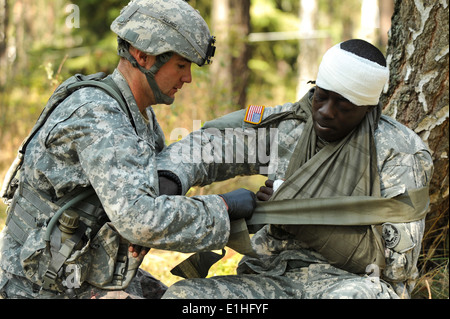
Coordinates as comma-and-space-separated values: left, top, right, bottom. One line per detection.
162, 280, 199, 299
321, 278, 387, 299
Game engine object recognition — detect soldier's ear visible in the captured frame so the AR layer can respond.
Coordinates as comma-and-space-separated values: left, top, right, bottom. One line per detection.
129, 47, 154, 69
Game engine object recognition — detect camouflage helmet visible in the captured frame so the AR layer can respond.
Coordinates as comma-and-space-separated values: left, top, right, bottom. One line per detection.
111, 0, 216, 66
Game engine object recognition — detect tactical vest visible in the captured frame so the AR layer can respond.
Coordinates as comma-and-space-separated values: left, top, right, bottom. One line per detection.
1, 73, 140, 296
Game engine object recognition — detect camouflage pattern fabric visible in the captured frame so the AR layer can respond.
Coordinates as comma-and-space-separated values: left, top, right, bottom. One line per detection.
0, 69, 230, 299
163, 257, 399, 299
0, 267, 166, 299
111, 0, 215, 66
159, 88, 433, 299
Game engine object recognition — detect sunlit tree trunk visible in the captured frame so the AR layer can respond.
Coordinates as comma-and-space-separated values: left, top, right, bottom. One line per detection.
296, 0, 319, 99
381, 0, 449, 263
211, 0, 230, 87
378, 0, 394, 49
358, 0, 380, 43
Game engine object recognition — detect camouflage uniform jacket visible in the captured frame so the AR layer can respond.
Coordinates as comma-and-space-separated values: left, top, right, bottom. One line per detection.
0, 69, 229, 297
157, 89, 434, 298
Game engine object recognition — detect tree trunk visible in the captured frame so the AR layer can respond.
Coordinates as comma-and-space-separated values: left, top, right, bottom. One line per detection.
297, 0, 319, 99
358, 0, 380, 43
0, 0, 8, 89
229, 0, 251, 109
380, 0, 449, 265
211, 0, 231, 89
211, 0, 250, 111
378, 0, 394, 49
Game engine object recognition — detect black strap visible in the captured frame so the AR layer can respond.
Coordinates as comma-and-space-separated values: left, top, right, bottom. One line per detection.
101, 75, 134, 129
170, 249, 226, 279
67, 76, 137, 134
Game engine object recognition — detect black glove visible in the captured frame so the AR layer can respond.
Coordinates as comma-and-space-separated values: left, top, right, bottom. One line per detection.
158, 171, 182, 195
219, 188, 256, 220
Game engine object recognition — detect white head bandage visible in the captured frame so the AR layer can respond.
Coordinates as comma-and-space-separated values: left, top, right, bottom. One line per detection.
316, 43, 389, 106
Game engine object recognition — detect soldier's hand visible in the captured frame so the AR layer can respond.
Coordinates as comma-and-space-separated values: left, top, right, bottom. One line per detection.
129, 244, 148, 258
256, 179, 274, 201
219, 188, 256, 220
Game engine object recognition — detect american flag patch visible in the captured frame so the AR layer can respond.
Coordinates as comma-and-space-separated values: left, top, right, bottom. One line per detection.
244, 105, 265, 124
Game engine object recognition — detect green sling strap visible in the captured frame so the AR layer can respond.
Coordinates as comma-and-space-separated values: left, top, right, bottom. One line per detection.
250, 186, 429, 227
226, 186, 430, 256
172, 186, 430, 279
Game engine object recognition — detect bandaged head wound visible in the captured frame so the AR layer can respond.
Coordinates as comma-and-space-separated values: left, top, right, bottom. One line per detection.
316, 42, 389, 106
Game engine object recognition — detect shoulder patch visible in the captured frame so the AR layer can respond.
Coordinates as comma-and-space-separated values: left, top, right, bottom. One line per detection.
244, 105, 265, 124
382, 223, 400, 249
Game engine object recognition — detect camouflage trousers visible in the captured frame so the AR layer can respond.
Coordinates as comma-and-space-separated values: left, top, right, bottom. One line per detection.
0, 267, 167, 299
162, 263, 400, 299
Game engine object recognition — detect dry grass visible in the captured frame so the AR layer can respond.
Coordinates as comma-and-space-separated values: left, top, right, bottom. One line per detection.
412, 259, 448, 299
411, 211, 449, 299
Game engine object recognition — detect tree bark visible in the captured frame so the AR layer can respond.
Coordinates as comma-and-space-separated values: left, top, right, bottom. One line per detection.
380, 0, 449, 263
0, 0, 8, 89
211, 0, 250, 110
229, 0, 251, 109
297, 0, 319, 99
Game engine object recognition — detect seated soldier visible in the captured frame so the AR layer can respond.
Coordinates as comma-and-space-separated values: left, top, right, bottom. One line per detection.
158, 39, 433, 299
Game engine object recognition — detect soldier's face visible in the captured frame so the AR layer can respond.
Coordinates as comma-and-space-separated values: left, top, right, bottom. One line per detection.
312, 87, 372, 142
154, 54, 192, 101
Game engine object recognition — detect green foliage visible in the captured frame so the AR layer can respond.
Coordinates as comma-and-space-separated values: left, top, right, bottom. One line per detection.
317, 0, 362, 43
71, 0, 125, 46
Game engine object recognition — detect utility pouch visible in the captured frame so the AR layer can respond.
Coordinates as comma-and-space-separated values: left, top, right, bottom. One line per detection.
7, 185, 92, 292
86, 222, 140, 290
86, 222, 120, 287
5, 181, 138, 293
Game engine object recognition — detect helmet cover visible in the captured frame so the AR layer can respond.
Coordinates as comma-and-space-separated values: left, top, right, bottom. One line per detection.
111, 0, 216, 66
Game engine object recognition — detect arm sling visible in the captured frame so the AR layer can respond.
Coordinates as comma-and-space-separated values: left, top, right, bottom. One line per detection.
172, 90, 430, 278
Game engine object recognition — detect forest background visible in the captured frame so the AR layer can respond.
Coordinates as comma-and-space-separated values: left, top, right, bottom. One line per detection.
0, 0, 448, 299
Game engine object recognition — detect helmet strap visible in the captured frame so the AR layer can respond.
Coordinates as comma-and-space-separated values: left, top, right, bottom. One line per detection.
144, 52, 174, 105
117, 39, 174, 105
